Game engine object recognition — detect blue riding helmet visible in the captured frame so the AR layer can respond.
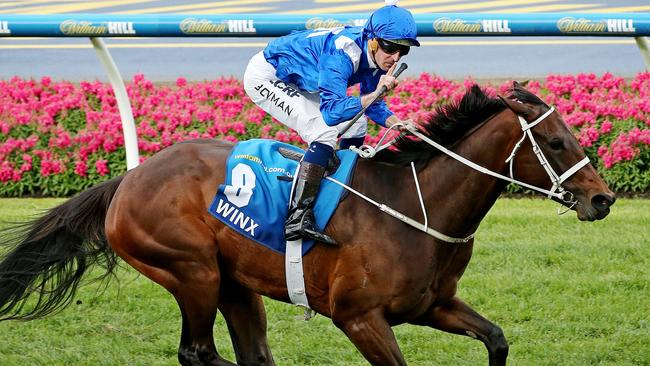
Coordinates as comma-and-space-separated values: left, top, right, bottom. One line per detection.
364, 5, 420, 47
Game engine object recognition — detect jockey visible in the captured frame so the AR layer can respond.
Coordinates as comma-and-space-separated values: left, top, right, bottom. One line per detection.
243, 0, 419, 245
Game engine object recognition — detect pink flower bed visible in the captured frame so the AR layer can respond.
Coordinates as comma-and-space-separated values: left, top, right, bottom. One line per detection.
0, 73, 648, 196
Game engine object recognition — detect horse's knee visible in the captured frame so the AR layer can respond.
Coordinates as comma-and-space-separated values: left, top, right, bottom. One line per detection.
485, 325, 509, 360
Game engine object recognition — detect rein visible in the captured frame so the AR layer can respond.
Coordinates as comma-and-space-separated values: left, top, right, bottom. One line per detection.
337, 106, 590, 244
325, 161, 474, 243
332, 124, 474, 243
405, 107, 590, 204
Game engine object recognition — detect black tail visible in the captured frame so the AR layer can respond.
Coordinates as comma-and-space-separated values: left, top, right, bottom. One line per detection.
0, 176, 123, 321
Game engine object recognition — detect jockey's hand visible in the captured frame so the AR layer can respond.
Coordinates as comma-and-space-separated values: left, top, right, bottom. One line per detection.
360, 64, 400, 108
375, 63, 399, 97
386, 117, 422, 134
401, 119, 423, 133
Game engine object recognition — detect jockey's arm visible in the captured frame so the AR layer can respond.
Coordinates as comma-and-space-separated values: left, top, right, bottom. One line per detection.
318, 52, 365, 126
361, 73, 417, 131
360, 74, 395, 127
319, 51, 408, 128
360, 92, 381, 108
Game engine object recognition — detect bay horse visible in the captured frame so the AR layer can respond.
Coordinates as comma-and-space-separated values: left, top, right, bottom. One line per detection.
0, 83, 615, 365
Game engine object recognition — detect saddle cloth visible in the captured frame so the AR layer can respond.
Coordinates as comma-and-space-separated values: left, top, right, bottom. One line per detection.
208, 139, 357, 255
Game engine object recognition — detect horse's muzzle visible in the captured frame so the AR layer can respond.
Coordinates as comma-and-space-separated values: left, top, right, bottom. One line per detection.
578, 192, 616, 221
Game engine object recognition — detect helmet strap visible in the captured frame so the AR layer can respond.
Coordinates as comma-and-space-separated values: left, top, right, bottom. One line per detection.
368, 38, 380, 68
366, 12, 380, 66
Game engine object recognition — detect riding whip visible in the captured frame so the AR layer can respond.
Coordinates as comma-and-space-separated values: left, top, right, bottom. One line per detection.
338, 63, 408, 138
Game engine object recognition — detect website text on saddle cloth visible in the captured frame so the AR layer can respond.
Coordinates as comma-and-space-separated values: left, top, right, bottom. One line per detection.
243, 0, 421, 246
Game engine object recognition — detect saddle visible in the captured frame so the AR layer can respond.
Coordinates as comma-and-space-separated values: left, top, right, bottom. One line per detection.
208, 139, 357, 255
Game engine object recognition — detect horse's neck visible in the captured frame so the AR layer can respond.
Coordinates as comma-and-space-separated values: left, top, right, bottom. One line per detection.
356, 112, 520, 240
409, 112, 520, 238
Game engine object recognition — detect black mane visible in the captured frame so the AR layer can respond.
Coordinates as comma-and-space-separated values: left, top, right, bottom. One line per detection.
373, 84, 545, 166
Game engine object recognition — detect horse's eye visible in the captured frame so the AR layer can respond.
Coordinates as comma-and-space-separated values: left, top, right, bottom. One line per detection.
549, 138, 564, 150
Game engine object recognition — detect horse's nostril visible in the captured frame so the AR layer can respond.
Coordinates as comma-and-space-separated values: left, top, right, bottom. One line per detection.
608, 193, 616, 206
592, 193, 616, 211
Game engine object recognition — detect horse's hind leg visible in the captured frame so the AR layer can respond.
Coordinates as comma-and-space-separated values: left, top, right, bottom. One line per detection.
173, 267, 235, 366
109, 227, 234, 365
411, 296, 509, 366
218, 278, 275, 365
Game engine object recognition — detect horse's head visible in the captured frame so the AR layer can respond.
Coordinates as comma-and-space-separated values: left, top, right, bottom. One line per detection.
500, 82, 615, 221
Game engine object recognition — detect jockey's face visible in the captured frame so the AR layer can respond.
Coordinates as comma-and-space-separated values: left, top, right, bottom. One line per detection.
373, 39, 408, 72
374, 46, 401, 72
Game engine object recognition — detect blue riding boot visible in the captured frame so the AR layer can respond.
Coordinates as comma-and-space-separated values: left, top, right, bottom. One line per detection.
285, 142, 337, 245
285, 161, 337, 245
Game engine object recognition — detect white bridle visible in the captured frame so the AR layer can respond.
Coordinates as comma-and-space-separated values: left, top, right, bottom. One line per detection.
336, 105, 591, 243
505, 107, 590, 207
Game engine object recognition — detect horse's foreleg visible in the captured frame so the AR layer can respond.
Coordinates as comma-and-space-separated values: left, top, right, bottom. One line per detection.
218, 278, 275, 366
333, 308, 407, 366
411, 296, 508, 366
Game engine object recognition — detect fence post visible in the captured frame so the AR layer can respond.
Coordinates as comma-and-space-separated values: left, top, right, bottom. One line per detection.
90, 37, 140, 170
635, 36, 650, 71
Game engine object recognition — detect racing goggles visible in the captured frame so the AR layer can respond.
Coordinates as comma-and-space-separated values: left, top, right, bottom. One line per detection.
377, 38, 410, 56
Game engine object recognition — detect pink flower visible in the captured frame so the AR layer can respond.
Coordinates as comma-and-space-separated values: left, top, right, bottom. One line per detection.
40, 76, 52, 87
40, 159, 64, 177
95, 159, 110, 176
74, 161, 88, 177
176, 77, 187, 87
578, 127, 600, 147
50, 131, 72, 149
133, 73, 145, 84
19, 161, 32, 172
597, 145, 609, 157
600, 121, 613, 134
0, 161, 14, 182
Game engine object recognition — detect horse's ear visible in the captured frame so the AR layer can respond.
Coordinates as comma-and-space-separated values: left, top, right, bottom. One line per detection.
512, 80, 529, 89
498, 95, 530, 116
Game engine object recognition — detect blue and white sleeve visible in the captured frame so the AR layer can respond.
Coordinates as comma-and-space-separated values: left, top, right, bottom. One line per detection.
360, 76, 394, 127
318, 51, 363, 126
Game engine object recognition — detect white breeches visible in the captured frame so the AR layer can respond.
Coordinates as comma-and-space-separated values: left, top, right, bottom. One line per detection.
243, 51, 367, 148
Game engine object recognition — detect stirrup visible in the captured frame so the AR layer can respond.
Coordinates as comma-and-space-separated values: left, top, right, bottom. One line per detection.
300, 227, 337, 246
298, 210, 337, 245
285, 209, 337, 245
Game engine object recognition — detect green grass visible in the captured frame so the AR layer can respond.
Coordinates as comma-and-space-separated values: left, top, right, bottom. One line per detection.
0, 198, 648, 365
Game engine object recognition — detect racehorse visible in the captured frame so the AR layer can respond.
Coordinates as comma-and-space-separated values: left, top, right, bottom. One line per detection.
0, 83, 615, 365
